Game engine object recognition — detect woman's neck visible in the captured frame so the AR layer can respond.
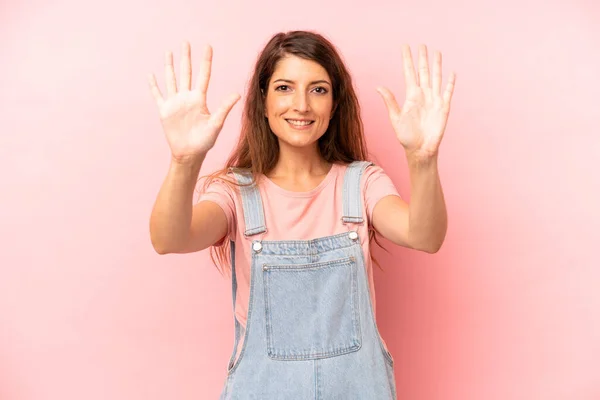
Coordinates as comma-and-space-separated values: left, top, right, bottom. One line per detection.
267, 144, 331, 180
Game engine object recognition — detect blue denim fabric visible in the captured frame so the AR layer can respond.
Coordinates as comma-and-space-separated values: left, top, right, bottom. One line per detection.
219, 161, 396, 400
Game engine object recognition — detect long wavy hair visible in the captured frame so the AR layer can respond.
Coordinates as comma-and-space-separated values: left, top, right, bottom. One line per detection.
199, 30, 388, 276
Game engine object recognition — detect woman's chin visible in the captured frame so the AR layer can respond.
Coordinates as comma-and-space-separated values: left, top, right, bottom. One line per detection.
277, 134, 321, 150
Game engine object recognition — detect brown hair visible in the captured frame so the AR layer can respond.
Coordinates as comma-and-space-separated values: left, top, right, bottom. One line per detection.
199, 30, 388, 276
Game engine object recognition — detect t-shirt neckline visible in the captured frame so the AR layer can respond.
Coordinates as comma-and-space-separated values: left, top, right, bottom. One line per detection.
261, 163, 340, 198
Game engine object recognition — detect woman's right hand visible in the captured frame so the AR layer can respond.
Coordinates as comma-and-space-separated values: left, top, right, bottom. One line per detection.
148, 41, 241, 165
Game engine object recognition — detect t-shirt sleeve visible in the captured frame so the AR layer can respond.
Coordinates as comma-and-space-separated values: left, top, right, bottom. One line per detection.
362, 164, 402, 224
196, 177, 237, 246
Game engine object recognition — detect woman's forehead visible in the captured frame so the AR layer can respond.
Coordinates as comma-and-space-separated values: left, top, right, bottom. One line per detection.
271, 55, 331, 83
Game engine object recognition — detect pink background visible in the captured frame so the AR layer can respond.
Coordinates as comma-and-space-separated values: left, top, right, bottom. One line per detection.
1, 0, 599, 399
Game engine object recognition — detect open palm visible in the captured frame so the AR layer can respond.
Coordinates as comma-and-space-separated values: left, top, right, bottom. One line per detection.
377, 44, 456, 160
148, 42, 240, 164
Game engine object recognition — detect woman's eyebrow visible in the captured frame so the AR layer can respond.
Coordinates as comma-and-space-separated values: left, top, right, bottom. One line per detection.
272, 78, 331, 86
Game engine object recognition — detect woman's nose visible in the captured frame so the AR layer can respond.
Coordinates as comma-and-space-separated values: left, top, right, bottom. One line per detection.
292, 92, 310, 112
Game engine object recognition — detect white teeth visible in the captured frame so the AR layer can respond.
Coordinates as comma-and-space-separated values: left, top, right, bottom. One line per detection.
287, 120, 313, 126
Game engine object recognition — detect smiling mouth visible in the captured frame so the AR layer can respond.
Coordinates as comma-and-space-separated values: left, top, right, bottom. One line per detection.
286, 119, 315, 127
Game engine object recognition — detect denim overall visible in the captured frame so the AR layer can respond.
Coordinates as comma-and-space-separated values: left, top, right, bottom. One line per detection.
219, 161, 397, 400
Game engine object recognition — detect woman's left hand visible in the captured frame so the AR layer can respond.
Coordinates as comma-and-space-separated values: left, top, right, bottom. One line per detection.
377, 44, 456, 161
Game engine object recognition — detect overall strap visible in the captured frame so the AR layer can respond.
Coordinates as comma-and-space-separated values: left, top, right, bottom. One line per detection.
230, 168, 267, 237
342, 161, 373, 224
227, 239, 242, 372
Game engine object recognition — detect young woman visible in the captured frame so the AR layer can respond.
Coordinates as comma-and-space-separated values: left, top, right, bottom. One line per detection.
148, 30, 455, 399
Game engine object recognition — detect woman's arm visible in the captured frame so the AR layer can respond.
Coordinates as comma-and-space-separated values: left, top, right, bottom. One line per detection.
372, 155, 447, 253
373, 43, 455, 253
149, 156, 228, 254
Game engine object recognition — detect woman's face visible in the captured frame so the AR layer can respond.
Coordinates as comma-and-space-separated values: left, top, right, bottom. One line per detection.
264, 55, 334, 150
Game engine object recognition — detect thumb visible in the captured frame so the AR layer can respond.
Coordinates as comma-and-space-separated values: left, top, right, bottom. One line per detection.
210, 93, 241, 128
376, 87, 401, 115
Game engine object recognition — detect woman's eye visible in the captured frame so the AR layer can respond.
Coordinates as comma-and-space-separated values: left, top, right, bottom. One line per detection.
274, 85, 328, 94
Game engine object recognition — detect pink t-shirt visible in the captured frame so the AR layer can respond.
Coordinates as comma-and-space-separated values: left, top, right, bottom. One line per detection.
198, 162, 400, 363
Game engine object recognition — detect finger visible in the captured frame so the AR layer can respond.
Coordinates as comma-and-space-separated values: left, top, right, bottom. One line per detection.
210, 93, 241, 128
164, 51, 177, 97
432, 51, 442, 95
418, 44, 430, 88
147, 73, 164, 106
195, 45, 213, 106
443, 72, 456, 107
401, 44, 418, 88
376, 87, 401, 115
179, 41, 192, 91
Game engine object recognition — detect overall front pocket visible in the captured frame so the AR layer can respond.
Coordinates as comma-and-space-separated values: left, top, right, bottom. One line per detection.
262, 256, 362, 360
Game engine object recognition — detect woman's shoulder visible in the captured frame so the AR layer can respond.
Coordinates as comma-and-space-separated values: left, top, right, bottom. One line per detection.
336, 160, 389, 179
199, 169, 241, 197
